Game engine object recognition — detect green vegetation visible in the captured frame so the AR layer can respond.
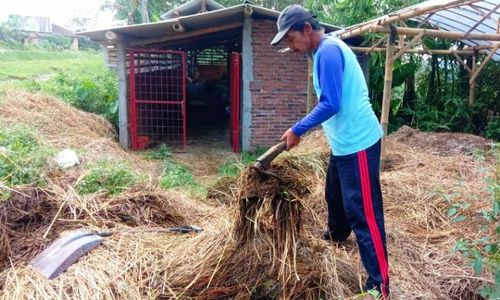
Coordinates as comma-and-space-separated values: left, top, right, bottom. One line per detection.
145, 144, 172, 160
27, 67, 119, 127
76, 160, 141, 195
0, 49, 119, 127
144, 144, 204, 196
0, 126, 54, 190
453, 144, 500, 298
0, 16, 117, 127
0, 49, 103, 80
486, 118, 500, 141
218, 148, 266, 178
160, 161, 205, 196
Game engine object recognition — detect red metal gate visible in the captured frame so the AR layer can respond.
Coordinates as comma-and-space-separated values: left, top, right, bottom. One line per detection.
128, 49, 186, 150
229, 52, 241, 152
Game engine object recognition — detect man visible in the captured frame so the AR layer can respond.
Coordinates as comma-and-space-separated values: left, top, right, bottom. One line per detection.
271, 5, 389, 299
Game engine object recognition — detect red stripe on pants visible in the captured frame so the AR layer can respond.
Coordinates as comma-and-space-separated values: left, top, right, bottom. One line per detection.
358, 150, 389, 297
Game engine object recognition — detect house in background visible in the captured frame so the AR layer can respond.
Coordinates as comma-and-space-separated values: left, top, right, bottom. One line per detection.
79, 0, 367, 152
10, 14, 79, 50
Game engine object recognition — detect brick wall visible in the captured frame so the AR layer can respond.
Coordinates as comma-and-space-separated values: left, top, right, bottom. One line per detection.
249, 19, 309, 148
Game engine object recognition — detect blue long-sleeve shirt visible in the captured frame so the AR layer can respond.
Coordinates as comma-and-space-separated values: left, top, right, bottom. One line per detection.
291, 43, 344, 136
291, 36, 383, 156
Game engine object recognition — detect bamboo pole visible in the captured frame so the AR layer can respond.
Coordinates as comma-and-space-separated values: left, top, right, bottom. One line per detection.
463, 44, 500, 50
365, 34, 388, 55
452, 51, 472, 73
366, 25, 500, 41
469, 54, 477, 106
391, 31, 424, 61
337, 0, 480, 39
351, 46, 489, 55
469, 43, 500, 84
306, 58, 314, 113
380, 27, 396, 171
399, 34, 405, 48
416, 12, 434, 29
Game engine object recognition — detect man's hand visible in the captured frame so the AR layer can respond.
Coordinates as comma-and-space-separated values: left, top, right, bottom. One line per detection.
281, 128, 301, 150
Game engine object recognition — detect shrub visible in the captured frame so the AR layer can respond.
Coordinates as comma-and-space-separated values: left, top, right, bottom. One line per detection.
39, 69, 118, 127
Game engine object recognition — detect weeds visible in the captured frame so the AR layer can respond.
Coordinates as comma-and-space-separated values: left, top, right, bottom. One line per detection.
218, 148, 266, 178
34, 69, 118, 127
145, 144, 171, 160
0, 126, 53, 189
76, 160, 141, 195
160, 161, 205, 196
453, 143, 500, 298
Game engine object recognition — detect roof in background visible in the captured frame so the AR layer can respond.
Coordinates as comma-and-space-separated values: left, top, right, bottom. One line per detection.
77, 3, 341, 44
335, 0, 500, 61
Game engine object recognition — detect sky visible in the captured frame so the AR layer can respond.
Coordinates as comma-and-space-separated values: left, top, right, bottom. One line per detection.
0, 0, 118, 31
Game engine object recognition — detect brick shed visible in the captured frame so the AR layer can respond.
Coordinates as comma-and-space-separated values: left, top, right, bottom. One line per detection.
80, 1, 364, 152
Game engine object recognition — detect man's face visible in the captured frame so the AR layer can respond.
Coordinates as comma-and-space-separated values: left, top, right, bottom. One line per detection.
284, 23, 312, 54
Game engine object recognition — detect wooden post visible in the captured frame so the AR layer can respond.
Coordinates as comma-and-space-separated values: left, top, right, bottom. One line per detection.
469, 53, 477, 106
380, 26, 397, 171
306, 58, 314, 113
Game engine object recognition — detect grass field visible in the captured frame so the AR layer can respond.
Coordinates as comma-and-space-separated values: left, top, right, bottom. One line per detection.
0, 49, 103, 80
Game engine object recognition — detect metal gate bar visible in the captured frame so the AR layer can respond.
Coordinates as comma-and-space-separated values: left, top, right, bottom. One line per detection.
128, 49, 186, 150
230, 52, 241, 152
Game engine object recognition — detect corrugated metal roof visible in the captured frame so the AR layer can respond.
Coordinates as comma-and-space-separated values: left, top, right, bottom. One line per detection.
336, 0, 500, 61
78, 4, 341, 44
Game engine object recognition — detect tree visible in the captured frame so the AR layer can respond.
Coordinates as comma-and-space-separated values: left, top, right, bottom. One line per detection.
102, 0, 184, 24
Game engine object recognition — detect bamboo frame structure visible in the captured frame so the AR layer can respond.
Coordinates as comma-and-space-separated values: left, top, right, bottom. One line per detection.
365, 26, 500, 41
391, 31, 424, 61
469, 43, 500, 85
351, 46, 492, 55
334, 0, 500, 170
337, 0, 481, 39
452, 51, 472, 73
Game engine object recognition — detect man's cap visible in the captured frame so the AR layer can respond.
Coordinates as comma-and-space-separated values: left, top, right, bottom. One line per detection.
271, 5, 313, 46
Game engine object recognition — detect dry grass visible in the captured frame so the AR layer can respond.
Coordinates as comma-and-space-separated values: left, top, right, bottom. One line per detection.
0, 91, 496, 299
0, 90, 157, 172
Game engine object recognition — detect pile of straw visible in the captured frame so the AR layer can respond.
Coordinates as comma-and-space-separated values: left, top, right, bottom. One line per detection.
0, 91, 496, 299
0, 91, 155, 171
